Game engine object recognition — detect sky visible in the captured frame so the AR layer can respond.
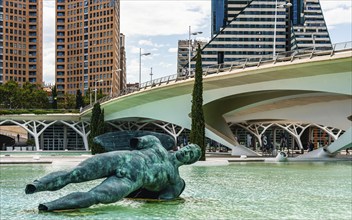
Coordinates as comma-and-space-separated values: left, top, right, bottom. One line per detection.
42, 0, 352, 85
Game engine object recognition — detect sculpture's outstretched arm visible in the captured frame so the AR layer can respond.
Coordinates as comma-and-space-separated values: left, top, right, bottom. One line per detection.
38, 176, 141, 211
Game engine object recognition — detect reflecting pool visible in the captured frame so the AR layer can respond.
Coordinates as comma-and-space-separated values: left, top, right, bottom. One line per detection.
1, 162, 351, 219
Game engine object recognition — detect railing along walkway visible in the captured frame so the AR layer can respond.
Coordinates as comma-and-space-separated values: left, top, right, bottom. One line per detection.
82, 41, 352, 113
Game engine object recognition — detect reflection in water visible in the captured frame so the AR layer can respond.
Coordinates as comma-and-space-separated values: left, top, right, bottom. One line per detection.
0, 162, 351, 220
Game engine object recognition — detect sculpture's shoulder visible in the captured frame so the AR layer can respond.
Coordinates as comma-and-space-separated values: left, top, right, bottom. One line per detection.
158, 178, 185, 200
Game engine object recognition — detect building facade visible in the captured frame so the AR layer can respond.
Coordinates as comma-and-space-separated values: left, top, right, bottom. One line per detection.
202, 0, 331, 67
55, 0, 123, 98
177, 39, 208, 76
119, 33, 126, 91
0, 0, 43, 85
290, 0, 331, 50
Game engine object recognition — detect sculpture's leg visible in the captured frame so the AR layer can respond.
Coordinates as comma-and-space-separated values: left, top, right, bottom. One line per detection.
25, 164, 104, 194
38, 176, 140, 211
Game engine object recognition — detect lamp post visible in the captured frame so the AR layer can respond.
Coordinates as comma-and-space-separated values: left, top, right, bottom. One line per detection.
94, 78, 103, 103
139, 48, 151, 88
150, 67, 153, 84
273, 1, 292, 59
188, 26, 202, 75
110, 68, 122, 97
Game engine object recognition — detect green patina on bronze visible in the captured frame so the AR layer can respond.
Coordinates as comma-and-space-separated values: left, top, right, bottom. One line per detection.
25, 133, 201, 211
94, 131, 176, 151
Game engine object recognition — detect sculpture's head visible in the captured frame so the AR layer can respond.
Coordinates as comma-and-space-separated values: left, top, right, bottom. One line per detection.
175, 144, 201, 165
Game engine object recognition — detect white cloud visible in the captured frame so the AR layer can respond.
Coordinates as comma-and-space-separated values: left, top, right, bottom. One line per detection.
126, 59, 140, 83
42, 1, 351, 84
158, 62, 173, 68
168, 48, 178, 53
138, 40, 154, 46
129, 46, 142, 54
120, 1, 210, 36
43, 2, 56, 84
320, 1, 352, 29
138, 39, 167, 48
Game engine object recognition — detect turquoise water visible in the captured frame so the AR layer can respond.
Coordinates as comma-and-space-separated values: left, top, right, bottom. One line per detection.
0, 162, 351, 220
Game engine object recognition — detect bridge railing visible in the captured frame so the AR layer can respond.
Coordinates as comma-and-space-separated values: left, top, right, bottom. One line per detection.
139, 74, 178, 89
82, 41, 352, 113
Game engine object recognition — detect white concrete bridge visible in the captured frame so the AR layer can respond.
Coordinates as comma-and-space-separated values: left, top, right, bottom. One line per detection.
1, 42, 351, 156
80, 43, 352, 156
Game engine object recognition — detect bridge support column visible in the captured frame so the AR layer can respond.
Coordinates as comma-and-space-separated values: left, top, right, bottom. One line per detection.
234, 122, 273, 152
151, 122, 184, 145
274, 123, 311, 150
60, 121, 90, 151
326, 126, 352, 154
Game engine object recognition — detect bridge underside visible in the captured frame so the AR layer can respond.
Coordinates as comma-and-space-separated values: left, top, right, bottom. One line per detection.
82, 55, 351, 156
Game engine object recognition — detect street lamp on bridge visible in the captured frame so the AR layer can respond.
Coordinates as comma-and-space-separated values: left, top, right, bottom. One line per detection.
188, 26, 202, 75
139, 48, 151, 88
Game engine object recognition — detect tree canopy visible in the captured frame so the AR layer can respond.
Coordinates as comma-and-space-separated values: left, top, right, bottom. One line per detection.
0, 81, 49, 109
75, 89, 84, 109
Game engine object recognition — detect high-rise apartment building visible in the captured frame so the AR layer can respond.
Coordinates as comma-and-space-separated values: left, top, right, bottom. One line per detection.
55, 0, 123, 97
177, 39, 208, 76
0, 0, 43, 85
201, 0, 331, 67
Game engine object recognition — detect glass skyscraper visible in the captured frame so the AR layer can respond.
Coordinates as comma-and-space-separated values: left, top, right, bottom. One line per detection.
200, 0, 331, 67
211, 0, 226, 36
290, 0, 331, 50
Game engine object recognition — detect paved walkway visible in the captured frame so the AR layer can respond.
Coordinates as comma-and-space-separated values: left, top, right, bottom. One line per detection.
0, 152, 350, 165
0, 152, 266, 165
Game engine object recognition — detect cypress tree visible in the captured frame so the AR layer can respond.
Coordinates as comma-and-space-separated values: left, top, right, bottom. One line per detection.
52, 85, 58, 109
189, 44, 206, 161
89, 103, 106, 154
75, 89, 84, 109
